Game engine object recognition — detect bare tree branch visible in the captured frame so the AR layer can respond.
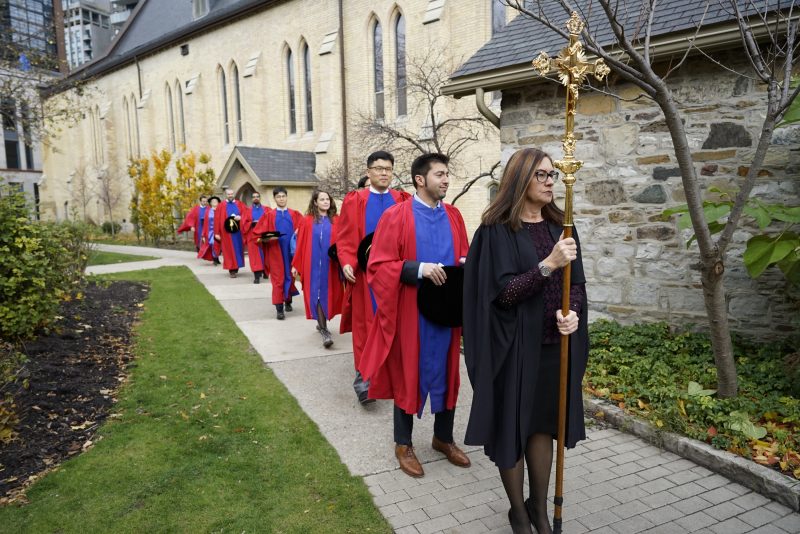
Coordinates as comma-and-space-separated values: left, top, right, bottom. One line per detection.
663, 3, 711, 80
731, 1, 771, 82
450, 161, 501, 205
1, 38, 94, 146
686, 44, 759, 81
643, 0, 657, 66
351, 50, 493, 181
505, 0, 659, 95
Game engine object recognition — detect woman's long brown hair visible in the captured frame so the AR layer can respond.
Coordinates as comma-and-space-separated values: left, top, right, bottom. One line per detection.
306, 188, 338, 222
482, 148, 564, 231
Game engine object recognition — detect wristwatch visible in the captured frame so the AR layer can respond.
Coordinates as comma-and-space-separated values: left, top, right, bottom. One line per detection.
538, 261, 552, 277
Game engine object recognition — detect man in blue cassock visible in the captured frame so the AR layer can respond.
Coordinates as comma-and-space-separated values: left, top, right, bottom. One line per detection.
216, 188, 247, 278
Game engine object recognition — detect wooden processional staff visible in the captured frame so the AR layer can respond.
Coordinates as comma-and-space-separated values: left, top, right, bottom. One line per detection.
532, 12, 610, 534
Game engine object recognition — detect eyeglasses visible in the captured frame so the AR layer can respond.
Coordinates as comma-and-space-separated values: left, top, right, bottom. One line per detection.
533, 170, 560, 183
368, 166, 393, 174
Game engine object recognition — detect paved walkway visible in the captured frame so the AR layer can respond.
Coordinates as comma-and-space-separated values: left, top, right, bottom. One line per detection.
89, 244, 800, 534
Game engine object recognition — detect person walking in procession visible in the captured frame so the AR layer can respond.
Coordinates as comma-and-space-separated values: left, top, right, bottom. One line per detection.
463, 148, 589, 534
291, 188, 344, 348
254, 187, 303, 320
198, 195, 221, 265
216, 188, 247, 278
335, 151, 411, 405
360, 153, 471, 478
245, 191, 269, 284
176, 194, 208, 251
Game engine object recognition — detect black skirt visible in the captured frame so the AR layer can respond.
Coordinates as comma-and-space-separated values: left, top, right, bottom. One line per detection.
529, 343, 561, 438
475, 341, 563, 469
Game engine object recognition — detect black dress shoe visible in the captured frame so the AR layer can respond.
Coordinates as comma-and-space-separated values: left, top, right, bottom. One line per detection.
357, 390, 375, 405
285, 302, 293, 312
525, 498, 551, 534
253, 277, 260, 284
276, 312, 285, 320
508, 508, 534, 534
320, 328, 333, 348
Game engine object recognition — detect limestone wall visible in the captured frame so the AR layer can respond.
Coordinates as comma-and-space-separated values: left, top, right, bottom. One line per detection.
499, 55, 799, 336
39, 0, 501, 237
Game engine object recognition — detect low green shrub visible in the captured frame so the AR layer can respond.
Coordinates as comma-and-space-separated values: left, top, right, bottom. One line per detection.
586, 320, 800, 479
0, 189, 92, 443
0, 189, 92, 341
101, 221, 121, 235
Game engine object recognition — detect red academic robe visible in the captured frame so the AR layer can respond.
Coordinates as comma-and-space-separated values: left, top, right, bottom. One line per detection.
334, 187, 411, 369
197, 207, 220, 262
359, 199, 469, 415
253, 208, 303, 304
291, 215, 344, 320
215, 199, 248, 271
242, 205, 269, 274
177, 205, 201, 248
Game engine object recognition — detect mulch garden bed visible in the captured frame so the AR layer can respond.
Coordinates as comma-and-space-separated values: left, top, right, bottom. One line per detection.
0, 280, 149, 504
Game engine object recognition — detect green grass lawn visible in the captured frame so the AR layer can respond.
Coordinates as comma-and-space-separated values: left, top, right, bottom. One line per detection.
0, 267, 390, 533
87, 250, 158, 266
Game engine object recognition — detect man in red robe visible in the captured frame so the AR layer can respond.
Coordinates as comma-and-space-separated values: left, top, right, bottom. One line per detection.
335, 151, 410, 404
215, 188, 248, 278
176, 194, 208, 251
360, 153, 470, 478
243, 191, 269, 284
253, 187, 303, 319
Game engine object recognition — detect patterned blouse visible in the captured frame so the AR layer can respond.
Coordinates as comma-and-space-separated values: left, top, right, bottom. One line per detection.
496, 221, 585, 344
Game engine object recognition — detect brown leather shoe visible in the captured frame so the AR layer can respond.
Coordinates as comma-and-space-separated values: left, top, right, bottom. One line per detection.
395, 444, 424, 478
432, 436, 471, 468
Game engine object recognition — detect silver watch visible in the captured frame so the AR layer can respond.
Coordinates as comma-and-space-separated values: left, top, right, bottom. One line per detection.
538, 261, 552, 277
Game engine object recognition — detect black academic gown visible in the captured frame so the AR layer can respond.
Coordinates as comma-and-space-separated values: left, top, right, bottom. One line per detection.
463, 221, 589, 469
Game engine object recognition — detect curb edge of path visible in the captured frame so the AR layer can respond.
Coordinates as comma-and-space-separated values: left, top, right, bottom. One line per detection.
583, 397, 800, 512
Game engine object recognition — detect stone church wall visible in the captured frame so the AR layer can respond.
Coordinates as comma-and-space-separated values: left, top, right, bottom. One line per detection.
499, 54, 799, 336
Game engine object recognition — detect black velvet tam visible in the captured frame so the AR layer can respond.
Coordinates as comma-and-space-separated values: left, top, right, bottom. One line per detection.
417, 266, 464, 327
357, 232, 374, 272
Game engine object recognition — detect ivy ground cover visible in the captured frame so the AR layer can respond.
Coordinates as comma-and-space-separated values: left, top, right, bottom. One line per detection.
586, 320, 800, 480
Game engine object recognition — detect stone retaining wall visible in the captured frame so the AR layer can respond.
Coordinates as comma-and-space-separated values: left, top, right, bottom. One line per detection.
499, 54, 799, 336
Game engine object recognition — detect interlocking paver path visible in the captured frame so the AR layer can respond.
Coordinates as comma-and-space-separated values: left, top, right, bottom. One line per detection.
90, 244, 800, 533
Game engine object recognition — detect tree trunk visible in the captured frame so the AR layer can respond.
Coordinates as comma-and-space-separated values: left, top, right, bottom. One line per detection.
105, 200, 115, 237
702, 260, 738, 396
657, 89, 739, 397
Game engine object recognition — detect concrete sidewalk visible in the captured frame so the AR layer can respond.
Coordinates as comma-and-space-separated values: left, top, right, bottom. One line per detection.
89, 244, 800, 534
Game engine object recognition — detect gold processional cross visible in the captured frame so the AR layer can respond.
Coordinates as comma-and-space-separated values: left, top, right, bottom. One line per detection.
531, 11, 610, 228
530, 11, 610, 534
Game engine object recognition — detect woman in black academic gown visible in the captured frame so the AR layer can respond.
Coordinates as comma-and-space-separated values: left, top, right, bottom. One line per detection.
463, 148, 589, 534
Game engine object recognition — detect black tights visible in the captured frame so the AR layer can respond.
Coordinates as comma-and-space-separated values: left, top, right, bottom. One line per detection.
499, 433, 553, 534
316, 301, 327, 331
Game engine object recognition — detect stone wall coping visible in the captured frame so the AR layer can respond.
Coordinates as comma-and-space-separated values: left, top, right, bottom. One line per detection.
583, 396, 800, 512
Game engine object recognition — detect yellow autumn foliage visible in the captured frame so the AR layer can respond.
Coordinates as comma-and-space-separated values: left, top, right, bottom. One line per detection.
129, 148, 216, 244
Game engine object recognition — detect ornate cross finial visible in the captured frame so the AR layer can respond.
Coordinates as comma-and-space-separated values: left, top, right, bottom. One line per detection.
530, 11, 609, 230
532, 12, 609, 160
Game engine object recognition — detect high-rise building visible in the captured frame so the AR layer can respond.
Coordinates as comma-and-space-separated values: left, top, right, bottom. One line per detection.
0, 0, 59, 62
61, 1, 113, 69
109, 0, 138, 35
0, 0, 63, 217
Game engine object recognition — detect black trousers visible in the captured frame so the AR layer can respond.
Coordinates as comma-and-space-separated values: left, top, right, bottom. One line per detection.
394, 404, 455, 446
275, 296, 293, 312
